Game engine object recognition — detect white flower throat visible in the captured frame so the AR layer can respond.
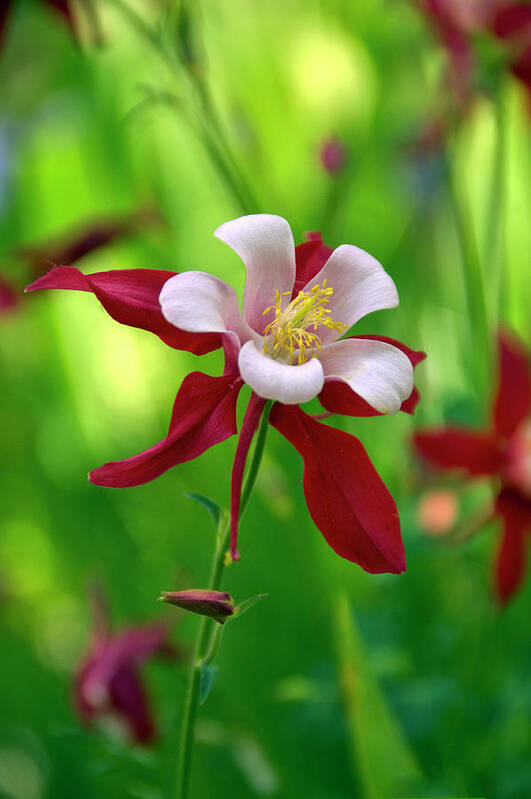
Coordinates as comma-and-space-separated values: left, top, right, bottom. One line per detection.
262, 282, 347, 365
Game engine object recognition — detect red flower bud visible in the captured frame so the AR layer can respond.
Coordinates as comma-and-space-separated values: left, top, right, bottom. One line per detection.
159, 590, 234, 624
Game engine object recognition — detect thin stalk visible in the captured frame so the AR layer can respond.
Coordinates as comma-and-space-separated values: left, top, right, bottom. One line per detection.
109, 0, 257, 214
484, 88, 506, 319
445, 155, 490, 399
175, 399, 272, 799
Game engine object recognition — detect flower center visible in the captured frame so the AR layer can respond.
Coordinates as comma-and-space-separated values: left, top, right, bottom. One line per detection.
262, 282, 347, 365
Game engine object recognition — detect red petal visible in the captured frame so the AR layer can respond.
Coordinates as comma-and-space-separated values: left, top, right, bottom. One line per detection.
494, 488, 531, 605
109, 665, 156, 744
90, 371, 243, 487
26, 266, 221, 356
492, 4, 531, 39
269, 404, 406, 573
493, 330, 531, 438
319, 335, 426, 417
293, 233, 333, 296
230, 394, 267, 560
414, 429, 501, 476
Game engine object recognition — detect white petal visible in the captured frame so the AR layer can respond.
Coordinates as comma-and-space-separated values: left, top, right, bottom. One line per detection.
159, 272, 254, 344
304, 244, 399, 344
215, 214, 296, 334
238, 340, 324, 404
319, 338, 413, 414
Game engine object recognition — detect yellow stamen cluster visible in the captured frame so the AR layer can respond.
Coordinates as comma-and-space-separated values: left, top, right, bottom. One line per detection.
263, 281, 347, 364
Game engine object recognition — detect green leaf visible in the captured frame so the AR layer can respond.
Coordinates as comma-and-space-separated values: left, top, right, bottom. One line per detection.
184, 493, 222, 529
233, 593, 268, 619
334, 593, 424, 799
200, 663, 218, 705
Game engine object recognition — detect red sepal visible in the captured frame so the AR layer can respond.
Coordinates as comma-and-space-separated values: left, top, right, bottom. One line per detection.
413, 428, 501, 476
493, 330, 531, 439
269, 404, 406, 573
26, 266, 221, 356
494, 488, 530, 605
90, 372, 243, 488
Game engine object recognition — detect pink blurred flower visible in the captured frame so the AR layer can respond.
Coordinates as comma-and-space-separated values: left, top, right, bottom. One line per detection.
414, 331, 531, 604
417, 489, 459, 534
27, 214, 426, 575
75, 602, 172, 745
319, 137, 347, 175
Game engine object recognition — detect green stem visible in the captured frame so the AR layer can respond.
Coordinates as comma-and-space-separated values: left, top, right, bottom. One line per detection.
175, 399, 272, 799
484, 87, 506, 320
445, 154, 490, 399
201, 623, 225, 666
110, 0, 257, 214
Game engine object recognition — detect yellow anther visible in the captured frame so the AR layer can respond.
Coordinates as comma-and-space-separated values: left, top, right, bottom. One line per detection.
262, 283, 347, 365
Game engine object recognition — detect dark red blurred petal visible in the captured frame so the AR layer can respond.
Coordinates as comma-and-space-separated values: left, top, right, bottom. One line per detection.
494, 330, 531, 439
45, 0, 76, 30
269, 404, 406, 573
0, 4, 11, 48
418, 0, 475, 106
18, 214, 146, 275
494, 488, 531, 605
414, 428, 501, 476
90, 371, 243, 488
512, 45, 531, 94
26, 265, 220, 356
109, 665, 156, 744
293, 233, 333, 296
0, 275, 19, 314
319, 335, 426, 417
492, 4, 531, 38
230, 393, 267, 560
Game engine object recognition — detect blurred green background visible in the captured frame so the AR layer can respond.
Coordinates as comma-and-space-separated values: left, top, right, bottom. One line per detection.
0, 1, 529, 797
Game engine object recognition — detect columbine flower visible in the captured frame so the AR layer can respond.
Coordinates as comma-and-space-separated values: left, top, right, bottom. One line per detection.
159, 590, 234, 624
27, 214, 425, 575
75, 598, 172, 745
414, 331, 531, 604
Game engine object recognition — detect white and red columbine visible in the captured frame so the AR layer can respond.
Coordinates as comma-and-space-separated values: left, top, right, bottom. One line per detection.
28, 214, 425, 574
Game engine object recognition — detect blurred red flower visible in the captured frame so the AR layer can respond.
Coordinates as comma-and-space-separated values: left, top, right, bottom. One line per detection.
27, 215, 426, 576
75, 596, 173, 745
417, 1, 531, 107
414, 331, 531, 604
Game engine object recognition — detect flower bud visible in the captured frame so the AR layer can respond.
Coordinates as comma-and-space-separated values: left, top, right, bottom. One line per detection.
319, 137, 347, 175
159, 590, 234, 624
